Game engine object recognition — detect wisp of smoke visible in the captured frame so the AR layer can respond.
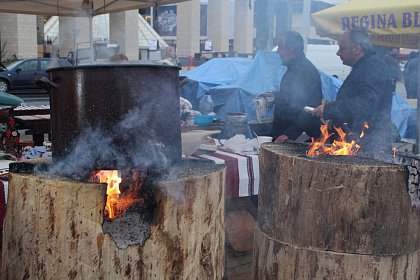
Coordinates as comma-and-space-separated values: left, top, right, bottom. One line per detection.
44, 98, 172, 178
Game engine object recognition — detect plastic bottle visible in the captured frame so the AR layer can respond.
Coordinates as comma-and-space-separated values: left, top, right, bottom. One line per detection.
199, 94, 214, 115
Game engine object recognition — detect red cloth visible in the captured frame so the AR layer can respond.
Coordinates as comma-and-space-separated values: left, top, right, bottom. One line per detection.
193, 150, 260, 198
209, 152, 240, 197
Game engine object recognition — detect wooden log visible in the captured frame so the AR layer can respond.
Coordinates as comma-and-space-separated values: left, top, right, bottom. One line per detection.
224, 196, 257, 279
253, 226, 420, 280
224, 245, 253, 279
225, 209, 255, 252
225, 196, 257, 253
2, 161, 225, 280
252, 143, 420, 279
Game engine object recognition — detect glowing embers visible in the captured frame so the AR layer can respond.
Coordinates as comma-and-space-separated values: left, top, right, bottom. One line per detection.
90, 169, 147, 219
308, 122, 368, 156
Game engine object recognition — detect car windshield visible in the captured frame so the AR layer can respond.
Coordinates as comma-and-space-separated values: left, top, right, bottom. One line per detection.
40, 59, 71, 70
3, 60, 22, 70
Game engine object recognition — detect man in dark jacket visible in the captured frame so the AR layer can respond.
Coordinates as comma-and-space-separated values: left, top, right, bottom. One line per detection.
381, 48, 401, 92
313, 29, 393, 154
272, 31, 323, 143
405, 53, 419, 99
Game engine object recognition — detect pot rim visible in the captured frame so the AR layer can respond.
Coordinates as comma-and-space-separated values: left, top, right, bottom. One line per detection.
47, 64, 181, 73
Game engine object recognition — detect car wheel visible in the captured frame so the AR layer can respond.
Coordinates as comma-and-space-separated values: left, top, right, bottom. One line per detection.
0, 79, 9, 92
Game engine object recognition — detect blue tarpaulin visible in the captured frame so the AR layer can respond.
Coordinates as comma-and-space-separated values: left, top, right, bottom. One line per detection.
181, 57, 253, 85
180, 51, 416, 139
391, 93, 416, 139
180, 57, 253, 109
208, 51, 342, 121
181, 51, 341, 121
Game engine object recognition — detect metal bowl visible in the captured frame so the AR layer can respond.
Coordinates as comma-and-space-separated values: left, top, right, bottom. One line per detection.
226, 112, 247, 124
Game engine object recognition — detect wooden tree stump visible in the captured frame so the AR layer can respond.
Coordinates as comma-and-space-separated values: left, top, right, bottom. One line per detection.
252, 143, 420, 279
226, 208, 255, 252
2, 160, 225, 280
224, 196, 257, 279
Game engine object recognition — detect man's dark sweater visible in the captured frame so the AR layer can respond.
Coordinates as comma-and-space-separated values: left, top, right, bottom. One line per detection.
271, 54, 323, 140
324, 52, 393, 153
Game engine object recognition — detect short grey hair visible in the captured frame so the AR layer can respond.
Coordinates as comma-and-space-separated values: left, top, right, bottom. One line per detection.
280, 31, 304, 54
348, 29, 373, 53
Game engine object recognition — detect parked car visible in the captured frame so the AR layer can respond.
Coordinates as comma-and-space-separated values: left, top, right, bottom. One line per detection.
0, 58, 72, 93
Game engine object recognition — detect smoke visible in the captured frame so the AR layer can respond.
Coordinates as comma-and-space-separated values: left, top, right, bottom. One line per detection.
115, 106, 170, 169
45, 96, 175, 179
46, 127, 117, 178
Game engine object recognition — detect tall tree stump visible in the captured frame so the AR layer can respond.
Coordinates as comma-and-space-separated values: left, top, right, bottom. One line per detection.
2, 160, 225, 279
252, 143, 420, 279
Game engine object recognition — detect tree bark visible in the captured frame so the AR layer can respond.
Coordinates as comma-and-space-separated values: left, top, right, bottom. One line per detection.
252, 143, 420, 279
225, 208, 255, 252
253, 226, 420, 280
2, 162, 225, 280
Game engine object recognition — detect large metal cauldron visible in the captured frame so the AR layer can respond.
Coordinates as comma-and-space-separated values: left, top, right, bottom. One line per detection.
45, 64, 181, 169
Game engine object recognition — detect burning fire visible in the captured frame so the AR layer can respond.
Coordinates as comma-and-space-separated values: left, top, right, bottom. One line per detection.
308, 122, 368, 156
95, 170, 122, 218
93, 170, 146, 219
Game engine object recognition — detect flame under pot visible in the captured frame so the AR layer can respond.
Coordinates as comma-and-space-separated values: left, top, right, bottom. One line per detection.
47, 64, 181, 169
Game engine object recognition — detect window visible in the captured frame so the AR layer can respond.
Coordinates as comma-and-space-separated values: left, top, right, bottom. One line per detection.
19, 60, 38, 72
40, 59, 57, 70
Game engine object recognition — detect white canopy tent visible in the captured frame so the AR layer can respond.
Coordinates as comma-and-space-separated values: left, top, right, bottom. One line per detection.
44, 13, 169, 58
0, 0, 189, 62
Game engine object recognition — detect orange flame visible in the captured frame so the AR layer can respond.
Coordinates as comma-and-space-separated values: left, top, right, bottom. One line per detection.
95, 170, 122, 219
92, 170, 145, 219
359, 122, 369, 138
308, 123, 368, 156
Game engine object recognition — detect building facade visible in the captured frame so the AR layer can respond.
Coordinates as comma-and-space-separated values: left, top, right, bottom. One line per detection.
0, 0, 332, 61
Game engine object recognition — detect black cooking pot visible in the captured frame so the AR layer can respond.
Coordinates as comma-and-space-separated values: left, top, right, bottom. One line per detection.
44, 64, 182, 170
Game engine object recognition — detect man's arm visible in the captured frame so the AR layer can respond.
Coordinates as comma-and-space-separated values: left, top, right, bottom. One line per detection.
274, 134, 289, 143
281, 109, 320, 140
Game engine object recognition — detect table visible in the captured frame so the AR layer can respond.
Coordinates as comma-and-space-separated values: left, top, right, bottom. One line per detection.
12, 105, 50, 116
193, 149, 259, 198
0, 105, 51, 146
14, 114, 50, 146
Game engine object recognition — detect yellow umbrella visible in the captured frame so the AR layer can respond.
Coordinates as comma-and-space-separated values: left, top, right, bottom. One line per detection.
313, 0, 420, 150
312, 0, 420, 49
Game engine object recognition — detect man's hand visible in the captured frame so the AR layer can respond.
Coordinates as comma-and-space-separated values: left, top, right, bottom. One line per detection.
274, 135, 289, 143
313, 104, 324, 118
